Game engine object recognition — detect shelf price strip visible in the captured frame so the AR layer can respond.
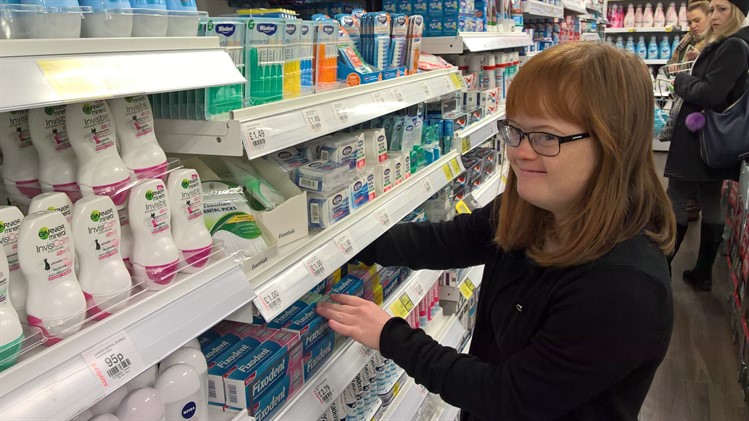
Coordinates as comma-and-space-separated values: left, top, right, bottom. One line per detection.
241, 122, 270, 153
335, 233, 357, 258
257, 287, 286, 314
81, 331, 145, 391
331, 102, 349, 124
313, 375, 336, 409
391, 87, 406, 103
389, 292, 415, 318
304, 107, 326, 133
459, 278, 477, 300
305, 254, 327, 281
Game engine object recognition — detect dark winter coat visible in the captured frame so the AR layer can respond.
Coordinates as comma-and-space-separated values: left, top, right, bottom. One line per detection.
665, 26, 749, 182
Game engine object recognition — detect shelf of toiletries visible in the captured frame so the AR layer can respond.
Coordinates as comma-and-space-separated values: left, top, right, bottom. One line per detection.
421, 32, 534, 54
562, 0, 589, 15
0, 257, 251, 421
605, 2, 689, 32
456, 103, 506, 154
154, 69, 464, 160
606, 26, 684, 33
0, 37, 245, 113
522, 0, 565, 19
608, 32, 683, 62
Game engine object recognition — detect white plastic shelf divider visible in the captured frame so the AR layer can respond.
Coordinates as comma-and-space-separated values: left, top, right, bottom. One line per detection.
522, 0, 565, 19
563, 0, 589, 14
440, 404, 461, 421
645, 59, 668, 65
457, 104, 506, 154
0, 257, 250, 421
605, 27, 684, 33
270, 269, 444, 421
210, 407, 255, 421
155, 69, 464, 159
0, 37, 245, 113
582, 32, 602, 41
244, 152, 465, 323
421, 33, 533, 54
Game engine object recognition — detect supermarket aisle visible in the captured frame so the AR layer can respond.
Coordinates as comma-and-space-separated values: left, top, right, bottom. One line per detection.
639, 153, 749, 420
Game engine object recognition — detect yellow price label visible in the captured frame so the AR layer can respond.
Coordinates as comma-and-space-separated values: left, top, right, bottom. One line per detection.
442, 164, 454, 180
37, 58, 128, 98
461, 137, 471, 154
449, 158, 462, 175
459, 278, 476, 299
449, 72, 465, 90
389, 301, 409, 319
455, 200, 472, 214
399, 293, 415, 313
627, 28, 636, 32
664, 26, 673, 32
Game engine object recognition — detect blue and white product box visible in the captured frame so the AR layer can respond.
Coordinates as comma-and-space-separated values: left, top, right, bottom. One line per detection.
207, 336, 265, 405
459, 0, 475, 14
427, 16, 443, 37
267, 147, 310, 176
204, 335, 241, 364
318, 136, 360, 170
388, 151, 411, 181
302, 330, 335, 379
199, 330, 222, 350
427, 0, 443, 15
295, 160, 352, 192
284, 300, 330, 352
349, 173, 370, 210
392, 154, 405, 186
225, 330, 304, 411
251, 373, 303, 421
265, 293, 322, 329
362, 167, 377, 202
331, 275, 365, 298
412, 0, 428, 14
444, 15, 458, 35
397, 0, 413, 14
383, 0, 397, 12
444, 0, 460, 14
308, 186, 351, 229
367, 160, 394, 196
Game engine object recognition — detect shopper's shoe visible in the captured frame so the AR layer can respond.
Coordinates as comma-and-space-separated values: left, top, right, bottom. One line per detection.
669, 224, 689, 278
682, 268, 712, 291
682, 222, 724, 292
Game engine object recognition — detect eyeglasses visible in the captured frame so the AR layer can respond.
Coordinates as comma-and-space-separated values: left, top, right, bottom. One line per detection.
497, 120, 591, 157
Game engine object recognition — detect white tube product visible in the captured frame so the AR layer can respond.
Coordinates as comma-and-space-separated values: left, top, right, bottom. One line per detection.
29, 192, 73, 227
66, 100, 134, 269
126, 364, 158, 391
0, 206, 28, 322
158, 347, 208, 421
128, 179, 179, 289
166, 169, 212, 274
19, 211, 86, 345
155, 364, 202, 421
72, 195, 132, 320
117, 387, 166, 421
0, 244, 23, 371
90, 386, 129, 416
0, 110, 42, 210
108, 96, 168, 180
28, 106, 82, 202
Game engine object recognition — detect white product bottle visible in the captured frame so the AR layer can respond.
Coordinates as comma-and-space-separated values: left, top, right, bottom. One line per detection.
71, 409, 94, 421
0, 110, 42, 210
666, 2, 678, 26
182, 338, 200, 350
128, 179, 178, 290
90, 415, 120, 421
481, 53, 496, 89
66, 100, 134, 271
635, 4, 644, 27
158, 348, 208, 421
678, 2, 688, 28
108, 96, 168, 180
0, 244, 23, 371
155, 364, 202, 421
623, 4, 635, 27
29, 192, 73, 227
0, 206, 27, 322
643, 3, 655, 27
166, 170, 212, 274
126, 365, 158, 391
117, 387, 166, 421
19, 211, 86, 345
654, 2, 666, 27
91, 387, 129, 416
72, 195, 132, 320
28, 106, 82, 202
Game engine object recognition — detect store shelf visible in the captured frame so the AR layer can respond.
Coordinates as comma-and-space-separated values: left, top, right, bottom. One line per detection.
563, 0, 589, 14
581, 32, 602, 41
270, 269, 443, 421
644, 59, 668, 65
0, 37, 245, 113
210, 407, 254, 421
605, 27, 684, 33
384, 269, 445, 317
457, 104, 506, 154
230, 152, 465, 323
421, 32, 533, 54
0, 257, 250, 421
522, 0, 565, 19
458, 265, 485, 292
155, 69, 463, 159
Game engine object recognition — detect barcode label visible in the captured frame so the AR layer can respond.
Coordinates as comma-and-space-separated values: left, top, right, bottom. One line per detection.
228, 384, 239, 404
358, 343, 372, 358
305, 255, 326, 280
335, 233, 357, 257
241, 122, 270, 154
257, 288, 284, 314
208, 379, 217, 399
371, 92, 387, 104
375, 210, 391, 227
82, 331, 145, 391
391, 87, 406, 102
304, 108, 326, 133
422, 179, 433, 194
299, 177, 320, 191
310, 203, 320, 223
419, 81, 433, 98
313, 376, 335, 407
411, 282, 425, 298
332, 102, 349, 124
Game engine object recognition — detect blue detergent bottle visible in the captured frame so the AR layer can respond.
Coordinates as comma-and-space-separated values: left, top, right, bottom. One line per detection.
637, 36, 648, 59
615, 36, 624, 49
660, 35, 671, 60
626, 35, 636, 54
647, 36, 659, 60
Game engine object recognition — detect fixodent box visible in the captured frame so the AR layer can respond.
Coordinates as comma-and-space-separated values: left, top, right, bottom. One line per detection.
199, 330, 222, 350
207, 329, 274, 406
285, 307, 331, 354
303, 330, 335, 379
265, 293, 322, 329
225, 330, 304, 411
250, 370, 304, 421
203, 335, 241, 365
444, 0, 459, 14
427, 0, 443, 15
332, 274, 365, 298
412, 0, 427, 15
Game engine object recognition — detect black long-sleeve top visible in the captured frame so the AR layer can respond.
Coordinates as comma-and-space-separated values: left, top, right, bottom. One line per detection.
358, 197, 674, 421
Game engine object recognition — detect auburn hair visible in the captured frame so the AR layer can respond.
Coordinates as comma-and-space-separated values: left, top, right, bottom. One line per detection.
496, 42, 676, 267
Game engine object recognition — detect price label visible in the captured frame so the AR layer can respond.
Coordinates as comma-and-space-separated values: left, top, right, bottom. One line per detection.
82, 331, 145, 391
375, 210, 391, 227
313, 376, 335, 407
422, 179, 433, 194
627, 28, 636, 32
335, 233, 357, 257
449, 158, 462, 175
390, 87, 406, 103
442, 164, 454, 180
459, 278, 476, 299
371, 92, 387, 105
664, 26, 673, 32
455, 200, 472, 214
461, 137, 471, 153
357, 343, 373, 358
389, 300, 409, 318
331, 102, 349, 125
305, 255, 326, 280
410, 281, 425, 298
399, 292, 415, 314
449, 72, 465, 90
241, 122, 270, 154
303, 107, 326, 133
419, 81, 433, 98
257, 288, 285, 314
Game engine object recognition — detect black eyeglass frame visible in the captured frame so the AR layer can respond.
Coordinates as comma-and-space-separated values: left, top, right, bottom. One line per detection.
496, 119, 591, 157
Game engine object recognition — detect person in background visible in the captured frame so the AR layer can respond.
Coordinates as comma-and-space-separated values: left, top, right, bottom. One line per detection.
666, 0, 749, 291
318, 43, 675, 420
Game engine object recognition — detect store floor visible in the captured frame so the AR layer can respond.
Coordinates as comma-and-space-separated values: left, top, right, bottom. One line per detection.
639, 153, 749, 420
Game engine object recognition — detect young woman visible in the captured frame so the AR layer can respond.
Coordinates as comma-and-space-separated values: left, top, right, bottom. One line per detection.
666, 0, 749, 291
317, 43, 675, 420
668, 1, 711, 63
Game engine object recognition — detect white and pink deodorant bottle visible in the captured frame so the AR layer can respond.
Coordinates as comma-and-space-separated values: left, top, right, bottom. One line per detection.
29, 192, 73, 227
0, 110, 42, 211
19, 211, 85, 345
108, 96, 168, 180
0, 206, 28, 321
72, 195, 131, 320
0, 244, 23, 371
166, 169, 212, 274
128, 179, 178, 290
28, 106, 82, 202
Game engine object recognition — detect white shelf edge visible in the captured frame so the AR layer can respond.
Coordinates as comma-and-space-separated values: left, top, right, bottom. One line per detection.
156, 69, 462, 159
0, 257, 251, 421
457, 104, 506, 154
605, 27, 685, 33
422, 33, 533, 54
644, 59, 668, 65
384, 270, 445, 316
563, 0, 589, 14
522, 0, 565, 19
439, 404, 461, 421
0, 37, 222, 58
209, 407, 255, 421
248, 151, 465, 322
458, 265, 485, 292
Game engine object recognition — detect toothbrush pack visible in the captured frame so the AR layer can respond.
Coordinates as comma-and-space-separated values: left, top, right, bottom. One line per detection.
245, 17, 285, 106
